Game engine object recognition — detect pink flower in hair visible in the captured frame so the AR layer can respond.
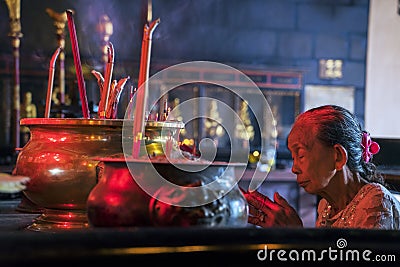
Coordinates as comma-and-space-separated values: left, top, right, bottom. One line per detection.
361, 132, 380, 163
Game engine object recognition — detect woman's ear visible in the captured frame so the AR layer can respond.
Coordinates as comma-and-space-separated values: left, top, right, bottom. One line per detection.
333, 144, 347, 171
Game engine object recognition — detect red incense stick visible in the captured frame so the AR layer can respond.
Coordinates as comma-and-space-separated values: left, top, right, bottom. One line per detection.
45, 47, 61, 118
132, 18, 160, 158
66, 9, 90, 118
98, 42, 114, 118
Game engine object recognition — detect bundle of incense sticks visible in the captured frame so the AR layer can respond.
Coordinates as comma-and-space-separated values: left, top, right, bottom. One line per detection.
147, 99, 170, 121
66, 9, 90, 118
105, 76, 130, 119
91, 43, 130, 119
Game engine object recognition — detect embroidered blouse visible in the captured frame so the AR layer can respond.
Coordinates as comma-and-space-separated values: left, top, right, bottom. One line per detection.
315, 183, 400, 229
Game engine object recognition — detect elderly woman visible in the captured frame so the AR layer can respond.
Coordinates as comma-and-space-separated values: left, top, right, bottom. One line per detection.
243, 105, 400, 229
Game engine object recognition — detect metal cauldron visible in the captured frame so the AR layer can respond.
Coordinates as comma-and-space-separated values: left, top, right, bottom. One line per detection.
87, 157, 249, 228
14, 118, 184, 231
13, 118, 125, 231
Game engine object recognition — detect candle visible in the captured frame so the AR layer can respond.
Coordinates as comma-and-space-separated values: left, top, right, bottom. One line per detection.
66, 9, 90, 118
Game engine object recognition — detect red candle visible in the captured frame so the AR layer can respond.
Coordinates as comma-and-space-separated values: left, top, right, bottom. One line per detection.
66, 9, 90, 118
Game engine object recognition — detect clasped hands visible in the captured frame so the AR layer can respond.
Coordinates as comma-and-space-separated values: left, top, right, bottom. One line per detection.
241, 188, 303, 227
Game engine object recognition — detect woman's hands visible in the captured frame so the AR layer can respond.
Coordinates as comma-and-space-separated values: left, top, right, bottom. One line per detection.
242, 189, 303, 227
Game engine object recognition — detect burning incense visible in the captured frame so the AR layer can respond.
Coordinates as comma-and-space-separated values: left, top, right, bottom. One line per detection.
45, 47, 61, 118
132, 18, 160, 158
161, 99, 168, 121
66, 9, 90, 118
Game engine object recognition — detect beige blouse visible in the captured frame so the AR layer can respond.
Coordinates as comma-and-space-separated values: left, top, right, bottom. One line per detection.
315, 183, 400, 229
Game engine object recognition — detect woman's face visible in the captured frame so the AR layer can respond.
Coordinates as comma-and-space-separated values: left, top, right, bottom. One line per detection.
287, 125, 337, 194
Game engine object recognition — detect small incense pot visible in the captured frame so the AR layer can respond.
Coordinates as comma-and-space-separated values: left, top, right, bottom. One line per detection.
86, 120, 248, 228
87, 158, 249, 228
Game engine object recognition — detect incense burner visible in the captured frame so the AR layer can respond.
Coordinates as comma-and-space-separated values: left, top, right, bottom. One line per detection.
14, 118, 184, 231
13, 118, 124, 231
87, 158, 249, 228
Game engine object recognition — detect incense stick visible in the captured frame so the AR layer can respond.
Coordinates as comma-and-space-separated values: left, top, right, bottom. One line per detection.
132, 18, 160, 158
106, 76, 130, 119
66, 9, 90, 118
98, 42, 114, 118
45, 47, 61, 118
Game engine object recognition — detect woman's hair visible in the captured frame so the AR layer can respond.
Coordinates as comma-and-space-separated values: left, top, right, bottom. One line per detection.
293, 105, 384, 185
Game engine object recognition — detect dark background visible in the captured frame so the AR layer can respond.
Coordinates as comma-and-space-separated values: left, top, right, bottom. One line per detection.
0, 0, 371, 163
0, 0, 369, 105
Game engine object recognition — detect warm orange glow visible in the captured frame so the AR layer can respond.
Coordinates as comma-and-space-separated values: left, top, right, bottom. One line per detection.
97, 243, 291, 256
48, 136, 67, 142
181, 138, 194, 146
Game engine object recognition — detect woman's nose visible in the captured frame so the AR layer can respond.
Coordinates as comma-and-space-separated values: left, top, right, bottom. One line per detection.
291, 160, 300, 174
